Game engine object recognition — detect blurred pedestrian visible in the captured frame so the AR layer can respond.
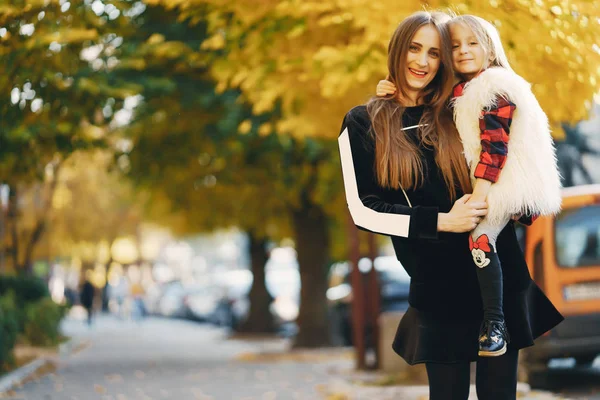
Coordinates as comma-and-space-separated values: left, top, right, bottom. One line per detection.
129, 281, 146, 320
339, 11, 563, 400
80, 276, 95, 326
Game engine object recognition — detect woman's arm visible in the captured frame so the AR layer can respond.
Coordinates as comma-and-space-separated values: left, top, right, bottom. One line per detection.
339, 108, 487, 238
339, 109, 437, 239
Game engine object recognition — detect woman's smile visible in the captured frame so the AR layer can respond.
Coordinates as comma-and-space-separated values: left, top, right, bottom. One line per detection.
408, 68, 428, 78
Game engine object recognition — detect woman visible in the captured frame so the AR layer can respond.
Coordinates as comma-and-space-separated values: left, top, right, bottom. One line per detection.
338, 11, 563, 400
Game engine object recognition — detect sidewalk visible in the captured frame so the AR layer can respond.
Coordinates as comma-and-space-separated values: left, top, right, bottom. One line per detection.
3, 313, 569, 400
237, 346, 567, 400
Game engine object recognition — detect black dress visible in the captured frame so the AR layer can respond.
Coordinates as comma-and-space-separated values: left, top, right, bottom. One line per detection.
338, 105, 564, 365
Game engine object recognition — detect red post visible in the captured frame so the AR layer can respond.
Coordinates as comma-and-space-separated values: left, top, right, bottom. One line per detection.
366, 233, 381, 369
347, 213, 366, 369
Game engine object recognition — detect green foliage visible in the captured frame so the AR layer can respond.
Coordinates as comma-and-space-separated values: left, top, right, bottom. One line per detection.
0, 294, 19, 369
0, 1, 136, 184
0, 276, 49, 306
0, 276, 51, 335
22, 298, 67, 347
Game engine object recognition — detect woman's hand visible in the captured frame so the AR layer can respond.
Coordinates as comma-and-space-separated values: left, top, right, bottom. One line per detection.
438, 194, 488, 233
376, 79, 397, 97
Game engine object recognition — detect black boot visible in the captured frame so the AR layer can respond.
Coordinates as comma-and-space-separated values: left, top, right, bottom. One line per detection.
478, 320, 510, 357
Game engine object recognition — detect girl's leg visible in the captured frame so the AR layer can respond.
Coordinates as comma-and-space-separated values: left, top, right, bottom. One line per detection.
470, 218, 508, 322
470, 216, 510, 356
426, 362, 471, 400
475, 349, 519, 400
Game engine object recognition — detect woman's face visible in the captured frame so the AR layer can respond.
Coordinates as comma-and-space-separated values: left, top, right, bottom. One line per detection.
404, 24, 441, 96
450, 22, 487, 80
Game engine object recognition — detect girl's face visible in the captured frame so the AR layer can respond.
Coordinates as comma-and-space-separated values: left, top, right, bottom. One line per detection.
450, 22, 488, 80
404, 24, 441, 96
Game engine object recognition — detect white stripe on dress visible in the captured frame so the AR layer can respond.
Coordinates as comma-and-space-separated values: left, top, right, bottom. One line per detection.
338, 127, 411, 238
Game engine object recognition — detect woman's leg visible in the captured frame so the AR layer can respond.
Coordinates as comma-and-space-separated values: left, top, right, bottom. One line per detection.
475, 349, 519, 400
426, 362, 471, 400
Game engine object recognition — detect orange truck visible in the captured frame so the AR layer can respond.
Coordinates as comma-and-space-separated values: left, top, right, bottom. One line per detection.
520, 184, 600, 367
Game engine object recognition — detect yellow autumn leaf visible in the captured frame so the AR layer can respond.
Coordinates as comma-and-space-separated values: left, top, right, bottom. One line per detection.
201, 33, 226, 50
238, 119, 252, 134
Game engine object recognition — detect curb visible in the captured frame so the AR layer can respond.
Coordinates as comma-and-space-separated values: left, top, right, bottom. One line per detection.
0, 358, 49, 394
324, 375, 565, 400
0, 337, 85, 395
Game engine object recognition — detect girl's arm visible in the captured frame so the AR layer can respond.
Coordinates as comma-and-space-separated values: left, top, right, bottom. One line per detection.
469, 179, 492, 202
376, 79, 396, 97
466, 96, 516, 203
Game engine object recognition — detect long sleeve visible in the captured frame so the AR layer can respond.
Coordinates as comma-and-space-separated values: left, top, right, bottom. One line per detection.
338, 108, 439, 240
473, 96, 516, 183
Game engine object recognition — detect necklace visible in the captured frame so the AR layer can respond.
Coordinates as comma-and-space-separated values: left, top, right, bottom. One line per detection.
401, 124, 429, 131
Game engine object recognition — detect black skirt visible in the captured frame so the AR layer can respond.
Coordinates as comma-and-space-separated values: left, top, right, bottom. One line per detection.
391, 279, 564, 364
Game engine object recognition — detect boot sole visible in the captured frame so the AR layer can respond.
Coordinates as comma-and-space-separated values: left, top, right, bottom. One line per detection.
478, 343, 507, 357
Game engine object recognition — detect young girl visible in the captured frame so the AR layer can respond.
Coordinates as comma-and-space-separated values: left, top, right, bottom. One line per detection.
376, 14, 562, 357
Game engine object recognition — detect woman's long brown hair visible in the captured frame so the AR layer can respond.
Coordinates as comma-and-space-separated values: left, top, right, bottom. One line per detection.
366, 11, 471, 201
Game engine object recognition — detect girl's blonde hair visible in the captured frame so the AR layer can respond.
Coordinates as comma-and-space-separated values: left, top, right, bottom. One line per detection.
449, 15, 513, 76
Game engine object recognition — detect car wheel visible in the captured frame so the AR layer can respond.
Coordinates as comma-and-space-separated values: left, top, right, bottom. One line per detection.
519, 349, 550, 389
217, 306, 234, 328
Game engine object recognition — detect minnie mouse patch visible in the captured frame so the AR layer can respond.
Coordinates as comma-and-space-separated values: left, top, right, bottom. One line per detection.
469, 234, 492, 268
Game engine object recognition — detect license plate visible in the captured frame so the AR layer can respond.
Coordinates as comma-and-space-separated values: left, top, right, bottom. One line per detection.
564, 282, 600, 301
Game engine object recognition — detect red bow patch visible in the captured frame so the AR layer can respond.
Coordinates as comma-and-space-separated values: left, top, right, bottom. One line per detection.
469, 234, 491, 252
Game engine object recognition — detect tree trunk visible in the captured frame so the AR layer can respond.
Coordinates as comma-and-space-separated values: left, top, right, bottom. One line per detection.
22, 217, 46, 276
22, 163, 61, 275
102, 254, 114, 312
237, 232, 275, 333
8, 186, 19, 273
0, 184, 6, 273
292, 203, 332, 348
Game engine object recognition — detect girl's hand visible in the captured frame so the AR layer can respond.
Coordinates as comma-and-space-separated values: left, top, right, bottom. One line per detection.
438, 194, 488, 233
376, 79, 397, 97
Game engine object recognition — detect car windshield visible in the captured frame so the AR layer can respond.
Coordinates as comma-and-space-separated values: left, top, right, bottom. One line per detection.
555, 205, 600, 268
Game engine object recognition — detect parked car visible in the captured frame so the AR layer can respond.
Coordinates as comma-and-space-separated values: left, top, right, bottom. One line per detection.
327, 256, 410, 346
145, 281, 212, 320
209, 269, 253, 328
266, 264, 300, 326
208, 252, 301, 331
182, 284, 222, 321
519, 184, 600, 374
157, 280, 187, 318
144, 280, 181, 316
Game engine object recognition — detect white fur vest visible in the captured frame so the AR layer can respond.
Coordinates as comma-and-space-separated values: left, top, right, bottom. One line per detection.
452, 67, 562, 225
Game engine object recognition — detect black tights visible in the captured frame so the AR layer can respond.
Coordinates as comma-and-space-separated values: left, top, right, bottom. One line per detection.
426, 349, 519, 400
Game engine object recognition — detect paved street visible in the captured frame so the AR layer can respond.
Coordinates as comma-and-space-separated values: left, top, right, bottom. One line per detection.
5, 312, 600, 400
6, 314, 348, 400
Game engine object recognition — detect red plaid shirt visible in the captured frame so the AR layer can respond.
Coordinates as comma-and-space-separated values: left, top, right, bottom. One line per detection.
453, 81, 516, 183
